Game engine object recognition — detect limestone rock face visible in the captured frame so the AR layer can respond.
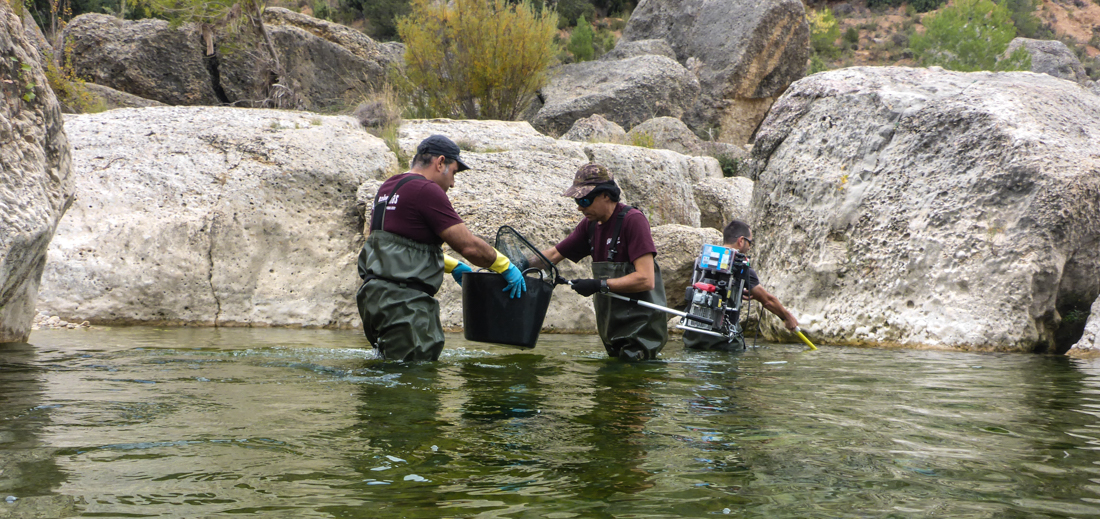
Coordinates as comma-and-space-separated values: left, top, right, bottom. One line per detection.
38, 107, 396, 328
264, 7, 395, 66
218, 10, 391, 110
1006, 38, 1089, 85
1068, 297, 1100, 356
600, 38, 677, 61
561, 114, 627, 144
61, 14, 218, 106
693, 176, 754, 231
82, 83, 167, 110
621, 0, 810, 144
627, 116, 705, 155
651, 225, 723, 309
530, 54, 700, 136
0, 4, 74, 342
751, 67, 1100, 352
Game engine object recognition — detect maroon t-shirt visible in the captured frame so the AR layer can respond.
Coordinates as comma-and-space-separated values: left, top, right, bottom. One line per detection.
555, 204, 658, 264
370, 173, 464, 246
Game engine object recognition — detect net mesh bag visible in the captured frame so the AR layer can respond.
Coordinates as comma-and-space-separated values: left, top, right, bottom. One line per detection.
494, 226, 558, 285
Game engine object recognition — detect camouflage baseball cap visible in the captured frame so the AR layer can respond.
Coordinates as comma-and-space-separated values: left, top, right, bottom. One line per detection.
562, 164, 614, 198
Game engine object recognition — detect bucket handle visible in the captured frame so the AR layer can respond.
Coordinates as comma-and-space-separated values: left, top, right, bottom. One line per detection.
474, 267, 545, 283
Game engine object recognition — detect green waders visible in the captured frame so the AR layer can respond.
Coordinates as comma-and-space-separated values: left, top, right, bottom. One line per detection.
357, 231, 446, 361
682, 325, 746, 352
356, 175, 448, 361
592, 261, 669, 361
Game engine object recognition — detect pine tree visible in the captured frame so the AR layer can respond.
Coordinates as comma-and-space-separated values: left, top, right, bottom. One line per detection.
909, 0, 1031, 72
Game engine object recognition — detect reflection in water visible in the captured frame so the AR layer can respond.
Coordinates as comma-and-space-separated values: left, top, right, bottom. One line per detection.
7, 329, 1100, 518
0, 341, 74, 515
571, 362, 662, 500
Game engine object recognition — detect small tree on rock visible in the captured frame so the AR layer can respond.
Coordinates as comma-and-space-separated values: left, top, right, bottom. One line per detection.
568, 14, 594, 62
397, 0, 558, 120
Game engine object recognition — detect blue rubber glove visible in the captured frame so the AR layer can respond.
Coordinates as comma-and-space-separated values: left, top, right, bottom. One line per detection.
501, 264, 527, 299
451, 262, 473, 286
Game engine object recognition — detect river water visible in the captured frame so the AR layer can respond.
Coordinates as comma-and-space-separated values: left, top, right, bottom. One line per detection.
3, 327, 1100, 518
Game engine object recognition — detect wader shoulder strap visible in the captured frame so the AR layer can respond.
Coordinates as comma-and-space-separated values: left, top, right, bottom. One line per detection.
588, 206, 634, 262
370, 176, 420, 232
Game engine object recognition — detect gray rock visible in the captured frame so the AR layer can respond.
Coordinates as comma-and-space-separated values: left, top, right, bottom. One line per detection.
0, 4, 74, 343
751, 66, 1100, 352
627, 116, 705, 155
601, 38, 677, 61
1005, 37, 1089, 85
61, 14, 219, 106
264, 7, 394, 66
693, 177, 753, 231
38, 107, 397, 328
561, 114, 627, 144
621, 0, 810, 145
1068, 296, 1100, 356
217, 23, 387, 110
20, 8, 52, 63
82, 83, 167, 110
1089, 80, 1100, 96
530, 54, 700, 136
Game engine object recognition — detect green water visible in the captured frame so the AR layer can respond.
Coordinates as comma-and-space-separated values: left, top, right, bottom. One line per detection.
3, 327, 1100, 518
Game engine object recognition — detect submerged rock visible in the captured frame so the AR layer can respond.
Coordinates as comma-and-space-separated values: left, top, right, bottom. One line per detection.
751, 66, 1100, 352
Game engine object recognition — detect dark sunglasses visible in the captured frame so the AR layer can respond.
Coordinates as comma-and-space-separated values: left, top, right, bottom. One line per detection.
742, 236, 754, 246
575, 195, 595, 208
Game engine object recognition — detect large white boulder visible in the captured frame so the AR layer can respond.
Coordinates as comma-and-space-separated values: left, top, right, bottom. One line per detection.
38, 106, 395, 328
750, 67, 1100, 352
0, 4, 74, 342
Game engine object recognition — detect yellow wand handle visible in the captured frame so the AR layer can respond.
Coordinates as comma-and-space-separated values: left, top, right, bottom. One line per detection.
795, 327, 817, 350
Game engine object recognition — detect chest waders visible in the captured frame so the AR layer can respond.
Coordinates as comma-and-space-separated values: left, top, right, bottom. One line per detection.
356, 176, 446, 361
589, 207, 669, 361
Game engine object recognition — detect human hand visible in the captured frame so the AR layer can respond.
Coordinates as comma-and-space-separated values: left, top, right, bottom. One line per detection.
570, 278, 601, 297
501, 264, 527, 299
451, 262, 472, 286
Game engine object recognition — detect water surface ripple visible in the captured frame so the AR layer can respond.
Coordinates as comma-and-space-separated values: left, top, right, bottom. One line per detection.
3, 327, 1100, 517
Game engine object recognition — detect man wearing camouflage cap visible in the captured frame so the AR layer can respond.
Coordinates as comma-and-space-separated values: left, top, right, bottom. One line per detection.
536, 164, 668, 361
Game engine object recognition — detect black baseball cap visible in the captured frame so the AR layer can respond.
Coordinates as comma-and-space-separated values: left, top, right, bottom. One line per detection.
416, 134, 470, 172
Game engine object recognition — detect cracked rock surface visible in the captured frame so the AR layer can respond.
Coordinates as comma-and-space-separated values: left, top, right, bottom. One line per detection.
750, 66, 1100, 352
37, 106, 395, 328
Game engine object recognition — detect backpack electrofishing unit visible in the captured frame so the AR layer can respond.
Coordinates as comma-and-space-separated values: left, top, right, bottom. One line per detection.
676, 244, 751, 339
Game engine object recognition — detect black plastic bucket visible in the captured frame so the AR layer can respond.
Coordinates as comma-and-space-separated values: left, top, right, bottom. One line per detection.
462, 271, 553, 348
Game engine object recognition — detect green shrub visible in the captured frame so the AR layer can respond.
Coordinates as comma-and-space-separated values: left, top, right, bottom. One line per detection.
555, 0, 595, 28
568, 14, 595, 62
630, 131, 654, 148
717, 155, 742, 178
910, 0, 945, 13
909, 0, 1030, 72
396, 0, 558, 120
843, 26, 859, 45
807, 8, 841, 59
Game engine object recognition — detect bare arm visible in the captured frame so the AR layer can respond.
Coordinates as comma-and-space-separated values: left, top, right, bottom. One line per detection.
439, 223, 497, 268
532, 247, 565, 268
608, 253, 656, 293
749, 285, 799, 331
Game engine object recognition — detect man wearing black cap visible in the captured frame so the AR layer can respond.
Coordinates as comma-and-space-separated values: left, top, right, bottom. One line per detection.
535, 164, 668, 361
356, 134, 527, 361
